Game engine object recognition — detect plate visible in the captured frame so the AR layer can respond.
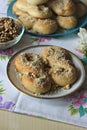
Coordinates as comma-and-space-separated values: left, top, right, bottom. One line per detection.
7, 45, 85, 99
7, 0, 87, 37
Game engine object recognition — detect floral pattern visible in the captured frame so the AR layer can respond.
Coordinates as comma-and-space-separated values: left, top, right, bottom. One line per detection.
38, 37, 51, 42
0, 81, 15, 110
0, 96, 15, 110
68, 90, 87, 117
0, 81, 5, 94
0, 48, 14, 60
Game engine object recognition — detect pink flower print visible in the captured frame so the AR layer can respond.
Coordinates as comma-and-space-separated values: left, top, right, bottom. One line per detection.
68, 90, 87, 116
72, 98, 87, 108
5, 49, 14, 56
70, 91, 87, 108
0, 48, 14, 56
75, 48, 83, 54
38, 37, 51, 42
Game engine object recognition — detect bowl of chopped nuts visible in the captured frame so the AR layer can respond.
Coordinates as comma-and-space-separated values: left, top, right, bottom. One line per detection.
0, 17, 25, 50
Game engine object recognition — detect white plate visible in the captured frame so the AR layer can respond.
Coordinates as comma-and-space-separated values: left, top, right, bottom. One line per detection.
7, 45, 85, 99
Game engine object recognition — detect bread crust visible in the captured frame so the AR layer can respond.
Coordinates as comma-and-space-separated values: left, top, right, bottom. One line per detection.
41, 46, 71, 66
18, 13, 36, 29
48, 0, 76, 16
21, 73, 51, 94
57, 16, 77, 29
49, 59, 77, 87
33, 19, 57, 34
14, 53, 45, 74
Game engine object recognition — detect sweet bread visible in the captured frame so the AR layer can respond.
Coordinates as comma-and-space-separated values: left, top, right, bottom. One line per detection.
18, 13, 36, 29
48, 0, 76, 16
41, 46, 71, 67
13, 0, 30, 12
26, 0, 48, 5
13, 0, 52, 19
12, 2, 26, 16
14, 53, 45, 74
33, 19, 58, 34
21, 72, 51, 94
14, 46, 78, 94
57, 16, 77, 29
49, 59, 77, 87
27, 5, 53, 19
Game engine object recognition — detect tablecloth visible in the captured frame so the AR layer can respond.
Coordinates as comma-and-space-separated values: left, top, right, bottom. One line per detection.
0, 0, 87, 128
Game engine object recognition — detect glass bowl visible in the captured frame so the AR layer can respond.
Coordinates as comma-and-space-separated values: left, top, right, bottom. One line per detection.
0, 17, 25, 50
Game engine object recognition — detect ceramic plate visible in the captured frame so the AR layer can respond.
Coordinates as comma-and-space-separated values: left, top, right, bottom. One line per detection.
7, 0, 87, 37
7, 45, 85, 99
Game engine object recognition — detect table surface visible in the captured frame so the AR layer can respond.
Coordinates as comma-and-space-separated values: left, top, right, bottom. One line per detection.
0, 110, 86, 130
0, 0, 87, 130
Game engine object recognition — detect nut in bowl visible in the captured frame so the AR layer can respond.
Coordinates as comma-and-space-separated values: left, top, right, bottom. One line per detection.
0, 17, 25, 50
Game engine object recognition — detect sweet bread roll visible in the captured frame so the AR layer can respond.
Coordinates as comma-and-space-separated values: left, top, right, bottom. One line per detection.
12, 2, 26, 16
49, 59, 77, 87
13, 0, 30, 12
14, 53, 45, 74
14, 0, 52, 19
75, 2, 87, 18
18, 13, 36, 29
27, 5, 52, 19
48, 0, 76, 16
57, 16, 77, 29
41, 46, 71, 67
21, 73, 51, 94
33, 19, 57, 34
26, 0, 48, 5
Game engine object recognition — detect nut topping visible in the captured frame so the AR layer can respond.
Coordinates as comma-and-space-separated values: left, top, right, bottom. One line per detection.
0, 17, 19, 42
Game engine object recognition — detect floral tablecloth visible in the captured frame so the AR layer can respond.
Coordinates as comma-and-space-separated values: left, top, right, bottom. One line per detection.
0, 0, 87, 128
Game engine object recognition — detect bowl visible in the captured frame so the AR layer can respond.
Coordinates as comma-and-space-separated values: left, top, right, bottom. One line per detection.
7, 0, 87, 37
0, 17, 25, 50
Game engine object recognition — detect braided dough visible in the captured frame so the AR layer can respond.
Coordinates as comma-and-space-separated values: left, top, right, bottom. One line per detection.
14, 53, 45, 74
49, 59, 77, 87
14, 53, 51, 94
41, 46, 77, 88
41, 46, 71, 66
56, 16, 77, 29
21, 73, 51, 94
18, 13, 36, 29
33, 19, 58, 34
48, 0, 76, 16
27, 5, 53, 19
14, 46, 78, 94
12, 0, 87, 35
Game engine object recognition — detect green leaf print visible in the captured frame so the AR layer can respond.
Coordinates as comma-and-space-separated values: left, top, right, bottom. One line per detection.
79, 105, 85, 117
0, 55, 11, 60
0, 87, 5, 94
0, 81, 5, 94
83, 98, 87, 103
69, 105, 79, 116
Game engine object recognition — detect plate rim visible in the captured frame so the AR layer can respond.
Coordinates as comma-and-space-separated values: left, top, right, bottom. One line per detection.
7, 0, 87, 37
7, 45, 86, 99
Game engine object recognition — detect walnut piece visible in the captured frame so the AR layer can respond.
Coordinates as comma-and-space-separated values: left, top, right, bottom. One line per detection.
0, 18, 19, 42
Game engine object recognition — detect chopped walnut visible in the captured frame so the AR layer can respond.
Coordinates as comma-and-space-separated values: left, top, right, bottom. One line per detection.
0, 17, 19, 42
